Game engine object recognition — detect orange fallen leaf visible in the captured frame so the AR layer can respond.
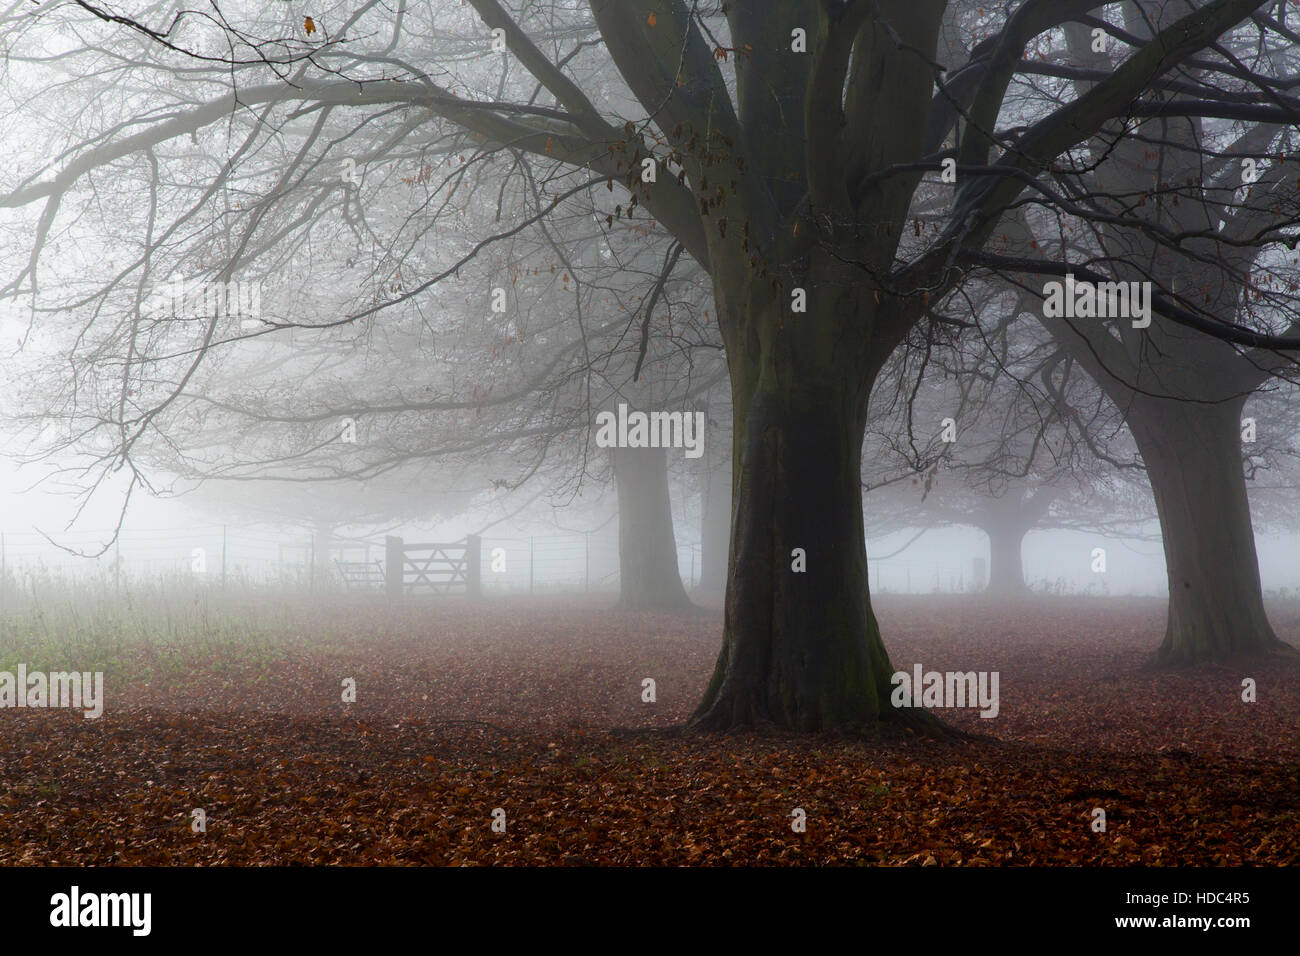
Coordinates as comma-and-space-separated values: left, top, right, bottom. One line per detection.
304, 16, 316, 36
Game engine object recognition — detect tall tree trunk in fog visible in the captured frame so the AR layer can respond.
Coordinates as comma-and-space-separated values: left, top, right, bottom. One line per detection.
590, 0, 944, 732
983, 519, 1030, 595
1036, 290, 1291, 663
978, 490, 1052, 596
612, 446, 692, 609
1127, 398, 1285, 663
674, 3, 954, 732
1021, 13, 1296, 665
691, 250, 930, 728
697, 444, 731, 601
692, 329, 895, 729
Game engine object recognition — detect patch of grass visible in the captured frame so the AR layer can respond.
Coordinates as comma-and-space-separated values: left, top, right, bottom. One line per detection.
0, 582, 298, 684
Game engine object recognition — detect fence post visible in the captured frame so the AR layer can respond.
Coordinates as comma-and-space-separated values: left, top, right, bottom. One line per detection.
584, 533, 589, 593
465, 534, 482, 598
529, 536, 534, 594
386, 535, 404, 601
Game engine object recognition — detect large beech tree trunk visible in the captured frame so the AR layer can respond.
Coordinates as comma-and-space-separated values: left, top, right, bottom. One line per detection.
691, 286, 911, 732
612, 445, 692, 610
1128, 399, 1286, 663
614, 0, 946, 731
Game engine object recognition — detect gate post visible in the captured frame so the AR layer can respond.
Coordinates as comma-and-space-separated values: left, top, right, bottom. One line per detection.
386, 535, 404, 601
466, 534, 482, 598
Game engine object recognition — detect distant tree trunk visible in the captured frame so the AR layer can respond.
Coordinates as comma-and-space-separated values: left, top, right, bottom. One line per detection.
983, 518, 1030, 595
696, 449, 731, 601
612, 445, 692, 610
1128, 398, 1287, 663
975, 489, 1050, 596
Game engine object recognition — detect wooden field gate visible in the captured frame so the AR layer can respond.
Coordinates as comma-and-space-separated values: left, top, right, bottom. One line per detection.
385, 535, 482, 598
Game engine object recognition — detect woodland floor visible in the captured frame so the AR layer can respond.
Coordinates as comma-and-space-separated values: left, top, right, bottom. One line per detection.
0, 593, 1296, 865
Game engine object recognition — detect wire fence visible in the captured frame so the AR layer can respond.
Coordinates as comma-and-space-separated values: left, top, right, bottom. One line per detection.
869, 561, 972, 594
0, 526, 326, 598
0, 525, 1078, 603
0, 526, 709, 601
